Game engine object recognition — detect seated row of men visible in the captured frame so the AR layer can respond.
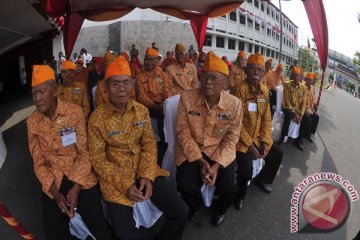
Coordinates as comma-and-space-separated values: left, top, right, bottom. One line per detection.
27, 47, 319, 239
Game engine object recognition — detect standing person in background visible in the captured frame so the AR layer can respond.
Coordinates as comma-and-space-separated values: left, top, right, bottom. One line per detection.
196, 51, 207, 78
304, 73, 319, 142
57, 52, 66, 82
161, 51, 176, 72
227, 51, 247, 91
80, 48, 92, 67
188, 45, 196, 59
261, 59, 277, 112
87, 57, 104, 112
72, 53, 78, 62
130, 55, 141, 80
152, 42, 159, 51
104, 47, 115, 64
166, 43, 198, 95
130, 44, 141, 69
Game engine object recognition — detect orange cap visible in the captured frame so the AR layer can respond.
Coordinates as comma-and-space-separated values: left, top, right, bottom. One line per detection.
238, 51, 246, 59
32, 65, 55, 87
306, 72, 314, 79
145, 47, 159, 57
291, 66, 301, 74
61, 60, 76, 70
313, 73, 318, 79
203, 51, 229, 76
246, 53, 265, 66
175, 43, 186, 53
105, 56, 131, 79
120, 52, 130, 62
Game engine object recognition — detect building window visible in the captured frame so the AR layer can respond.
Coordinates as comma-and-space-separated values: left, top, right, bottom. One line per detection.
266, 49, 270, 57
255, 22, 260, 31
267, 7, 270, 15
276, 52, 279, 59
271, 10, 274, 19
228, 39, 236, 50
271, 50, 275, 58
204, 34, 212, 47
267, 29, 271, 36
261, 2, 265, 11
272, 31, 275, 39
276, 34, 279, 41
255, 45, 259, 53
248, 43, 253, 53
240, 15, 246, 24
229, 11, 237, 21
248, 18, 253, 28
247, 0, 252, 3
261, 47, 264, 55
254, 0, 259, 8
216, 36, 225, 48
239, 41, 245, 51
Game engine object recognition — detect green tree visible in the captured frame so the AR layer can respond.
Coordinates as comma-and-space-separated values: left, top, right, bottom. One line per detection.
353, 51, 360, 75
298, 48, 318, 72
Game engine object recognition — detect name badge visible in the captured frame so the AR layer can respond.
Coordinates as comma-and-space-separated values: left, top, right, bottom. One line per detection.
216, 113, 232, 120
107, 130, 121, 136
259, 98, 267, 103
248, 102, 257, 112
134, 120, 146, 127
72, 88, 82, 94
188, 111, 200, 116
59, 127, 77, 147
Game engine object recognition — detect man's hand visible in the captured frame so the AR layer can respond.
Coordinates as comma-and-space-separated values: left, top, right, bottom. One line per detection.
199, 158, 212, 184
138, 177, 153, 200
66, 183, 81, 218
248, 144, 261, 160
126, 184, 145, 202
50, 183, 71, 217
208, 163, 220, 186
259, 142, 270, 158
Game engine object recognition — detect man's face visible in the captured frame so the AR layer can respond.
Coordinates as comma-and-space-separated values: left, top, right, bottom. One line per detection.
175, 50, 185, 64
61, 69, 74, 85
199, 52, 207, 62
166, 52, 171, 58
144, 56, 158, 71
290, 73, 301, 83
265, 62, 271, 71
76, 63, 82, 72
106, 75, 132, 106
200, 71, 226, 97
32, 81, 55, 114
237, 56, 246, 67
245, 64, 265, 85
276, 67, 283, 74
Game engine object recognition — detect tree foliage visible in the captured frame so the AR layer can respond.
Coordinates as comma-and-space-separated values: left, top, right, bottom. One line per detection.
298, 48, 319, 72
353, 51, 360, 75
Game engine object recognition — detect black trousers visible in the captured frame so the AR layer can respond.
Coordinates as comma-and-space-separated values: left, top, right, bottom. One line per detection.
310, 113, 319, 135
42, 178, 114, 240
236, 144, 283, 199
106, 177, 188, 240
281, 108, 312, 139
149, 108, 167, 166
176, 158, 235, 216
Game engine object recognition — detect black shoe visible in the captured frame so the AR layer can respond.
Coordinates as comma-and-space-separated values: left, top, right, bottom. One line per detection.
234, 197, 245, 210
253, 178, 272, 193
305, 136, 314, 143
212, 214, 225, 227
293, 139, 303, 151
188, 209, 199, 221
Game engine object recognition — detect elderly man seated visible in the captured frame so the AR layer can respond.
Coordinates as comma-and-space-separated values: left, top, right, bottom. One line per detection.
175, 51, 242, 226
88, 56, 188, 240
27, 65, 114, 240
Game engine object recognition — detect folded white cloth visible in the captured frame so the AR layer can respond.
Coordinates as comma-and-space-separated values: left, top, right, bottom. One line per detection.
201, 184, 215, 207
69, 213, 95, 240
133, 200, 163, 229
288, 120, 300, 139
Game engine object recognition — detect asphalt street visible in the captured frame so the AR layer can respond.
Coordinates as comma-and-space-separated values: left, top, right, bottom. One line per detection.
0, 87, 359, 240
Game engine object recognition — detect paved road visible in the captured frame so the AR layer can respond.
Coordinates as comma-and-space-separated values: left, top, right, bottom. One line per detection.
1, 88, 359, 240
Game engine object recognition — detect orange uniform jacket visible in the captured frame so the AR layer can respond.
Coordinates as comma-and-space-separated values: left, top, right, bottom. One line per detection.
231, 81, 273, 153
261, 70, 276, 91
227, 65, 246, 91
73, 68, 89, 86
282, 80, 308, 116
137, 68, 172, 108
175, 89, 242, 167
27, 99, 97, 198
166, 62, 198, 95
306, 85, 315, 114
88, 101, 168, 207
55, 82, 90, 118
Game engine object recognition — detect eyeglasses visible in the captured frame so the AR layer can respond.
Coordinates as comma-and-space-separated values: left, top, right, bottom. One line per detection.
200, 74, 226, 84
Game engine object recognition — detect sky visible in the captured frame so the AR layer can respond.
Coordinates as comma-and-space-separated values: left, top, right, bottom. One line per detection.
272, 0, 360, 58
